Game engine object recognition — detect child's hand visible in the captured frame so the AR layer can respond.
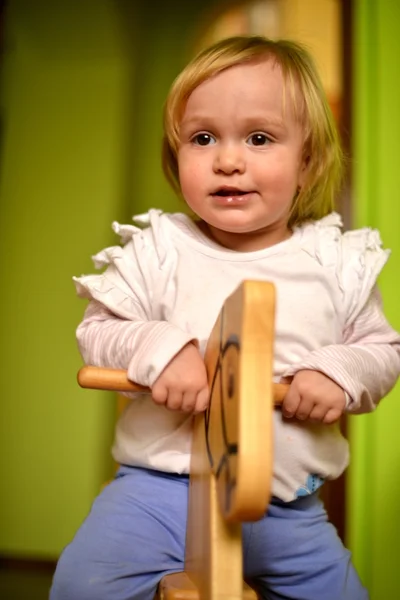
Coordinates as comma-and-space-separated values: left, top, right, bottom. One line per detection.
282, 370, 346, 424
152, 343, 209, 413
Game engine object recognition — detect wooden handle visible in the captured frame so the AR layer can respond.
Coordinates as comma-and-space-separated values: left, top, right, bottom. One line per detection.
78, 366, 149, 393
271, 382, 289, 405
77, 365, 288, 405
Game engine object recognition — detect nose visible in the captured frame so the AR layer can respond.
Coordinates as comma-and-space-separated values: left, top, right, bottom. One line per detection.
213, 142, 245, 175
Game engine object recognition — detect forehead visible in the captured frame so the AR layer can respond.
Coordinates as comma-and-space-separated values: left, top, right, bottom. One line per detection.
182, 59, 297, 122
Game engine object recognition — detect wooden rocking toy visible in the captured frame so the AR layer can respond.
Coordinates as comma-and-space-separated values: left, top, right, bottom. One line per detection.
78, 280, 288, 599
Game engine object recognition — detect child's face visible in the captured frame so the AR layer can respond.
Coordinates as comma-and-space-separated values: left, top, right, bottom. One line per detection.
177, 59, 307, 250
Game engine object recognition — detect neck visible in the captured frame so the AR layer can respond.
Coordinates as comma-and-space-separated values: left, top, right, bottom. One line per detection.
198, 222, 292, 252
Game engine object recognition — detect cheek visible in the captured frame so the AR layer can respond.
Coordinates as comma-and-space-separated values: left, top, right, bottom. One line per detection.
254, 157, 301, 193
179, 172, 198, 207
252, 161, 285, 188
178, 157, 205, 197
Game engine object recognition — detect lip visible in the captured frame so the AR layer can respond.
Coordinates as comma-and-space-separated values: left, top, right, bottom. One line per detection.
210, 190, 255, 206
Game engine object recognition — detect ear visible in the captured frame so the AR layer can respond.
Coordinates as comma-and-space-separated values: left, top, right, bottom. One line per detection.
298, 154, 310, 188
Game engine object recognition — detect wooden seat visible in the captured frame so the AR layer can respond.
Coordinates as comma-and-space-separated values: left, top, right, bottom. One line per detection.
78, 280, 287, 599
156, 572, 257, 599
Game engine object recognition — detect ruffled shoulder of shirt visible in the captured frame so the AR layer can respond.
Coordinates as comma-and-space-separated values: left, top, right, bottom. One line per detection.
91, 209, 180, 269
72, 210, 180, 318
298, 212, 390, 324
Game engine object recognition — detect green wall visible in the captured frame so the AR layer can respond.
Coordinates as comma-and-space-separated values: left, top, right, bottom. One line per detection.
0, 0, 224, 559
0, 0, 137, 558
348, 1, 400, 598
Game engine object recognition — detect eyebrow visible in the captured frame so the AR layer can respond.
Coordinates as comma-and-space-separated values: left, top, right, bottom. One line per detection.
241, 115, 287, 131
180, 114, 287, 132
179, 115, 214, 131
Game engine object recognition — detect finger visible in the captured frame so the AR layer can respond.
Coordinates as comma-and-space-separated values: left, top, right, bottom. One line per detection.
193, 387, 210, 414
282, 386, 301, 418
322, 408, 343, 425
294, 397, 315, 421
180, 391, 197, 413
166, 390, 184, 411
151, 383, 168, 406
308, 404, 329, 423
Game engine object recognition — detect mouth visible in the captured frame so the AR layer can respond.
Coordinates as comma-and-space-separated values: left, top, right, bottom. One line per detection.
212, 186, 250, 197
210, 187, 254, 206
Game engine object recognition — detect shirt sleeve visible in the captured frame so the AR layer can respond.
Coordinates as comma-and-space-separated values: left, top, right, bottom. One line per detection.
282, 287, 400, 413
76, 300, 197, 387
73, 214, 198, 387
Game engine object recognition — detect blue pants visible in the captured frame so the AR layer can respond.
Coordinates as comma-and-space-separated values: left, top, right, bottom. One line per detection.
50, 466, 368, 600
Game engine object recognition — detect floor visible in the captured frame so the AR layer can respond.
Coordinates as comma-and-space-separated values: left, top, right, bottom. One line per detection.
0, 562, 54, 600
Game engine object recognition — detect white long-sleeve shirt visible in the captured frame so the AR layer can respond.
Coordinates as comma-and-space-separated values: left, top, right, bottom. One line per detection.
73, 210, 400, 501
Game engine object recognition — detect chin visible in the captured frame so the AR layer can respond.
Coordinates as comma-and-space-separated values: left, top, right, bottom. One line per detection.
210, 218, 261, 235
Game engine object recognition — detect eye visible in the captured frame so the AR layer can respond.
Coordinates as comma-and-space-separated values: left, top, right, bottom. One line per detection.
191, 133, 216, 146
247, 133, 271, 147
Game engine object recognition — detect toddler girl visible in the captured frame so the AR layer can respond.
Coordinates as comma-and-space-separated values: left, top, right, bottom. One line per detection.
51, 36, 400, 600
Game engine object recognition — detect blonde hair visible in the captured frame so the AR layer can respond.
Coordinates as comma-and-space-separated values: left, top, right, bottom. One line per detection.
162, 36, 344, 227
